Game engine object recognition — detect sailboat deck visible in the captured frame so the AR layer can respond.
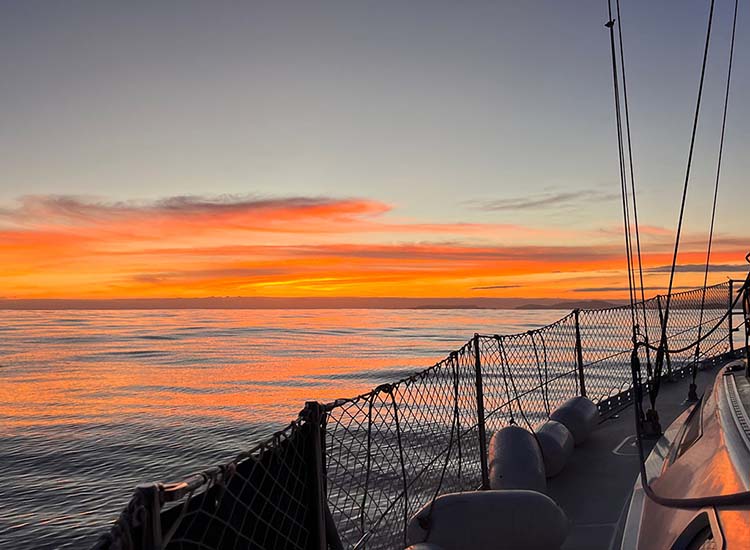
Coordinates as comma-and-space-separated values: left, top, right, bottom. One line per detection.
548, 354, 741, 550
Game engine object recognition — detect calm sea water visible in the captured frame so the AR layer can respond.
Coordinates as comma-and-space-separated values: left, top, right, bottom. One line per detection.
0, 308, 564, 549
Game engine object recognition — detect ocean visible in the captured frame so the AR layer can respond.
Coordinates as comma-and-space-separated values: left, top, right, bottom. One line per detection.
0, 308, 565, 549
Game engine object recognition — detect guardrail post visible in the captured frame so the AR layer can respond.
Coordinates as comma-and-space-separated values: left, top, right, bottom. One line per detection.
134, 483, 162, 550
573, 309, 587, 398
473, 334, 490, 489
303, 401, 334, 550
729, 280, 735, 352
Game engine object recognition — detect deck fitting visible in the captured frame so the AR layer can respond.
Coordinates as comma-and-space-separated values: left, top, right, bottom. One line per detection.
641, 408, 662, 438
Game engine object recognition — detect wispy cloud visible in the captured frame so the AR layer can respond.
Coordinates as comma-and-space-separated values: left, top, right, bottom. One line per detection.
466, 189, 618, 212
599, 224, 674, 238
0, 194, 563, 242
0, 193, 745, 299
0, 194, 388, 231
646, 264, 749, 273
572, 286, 694, 293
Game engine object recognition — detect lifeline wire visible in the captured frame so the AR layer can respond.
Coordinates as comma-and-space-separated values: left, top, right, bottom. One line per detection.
615, 0, 651, 361
652, 0, 716, 411
605, 2, 638, 344
693, 0, 739, 376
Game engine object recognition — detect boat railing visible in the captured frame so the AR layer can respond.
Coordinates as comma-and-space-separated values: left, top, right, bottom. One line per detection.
93, 278, 750, 550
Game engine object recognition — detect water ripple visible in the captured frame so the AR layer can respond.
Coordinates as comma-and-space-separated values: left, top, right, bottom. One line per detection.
0, 308, 564, 548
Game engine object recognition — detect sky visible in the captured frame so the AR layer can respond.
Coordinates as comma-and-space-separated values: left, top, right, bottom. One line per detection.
0, 0, 748, 302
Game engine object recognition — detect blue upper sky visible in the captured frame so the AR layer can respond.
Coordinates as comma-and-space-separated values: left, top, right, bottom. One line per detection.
1, 0, 747, 237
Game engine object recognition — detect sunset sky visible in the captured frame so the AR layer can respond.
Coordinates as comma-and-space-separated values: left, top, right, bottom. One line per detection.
1, 1, 748, 302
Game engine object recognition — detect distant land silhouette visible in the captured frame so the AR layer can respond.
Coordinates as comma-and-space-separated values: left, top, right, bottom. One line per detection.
514, 300, 621, 310
0, 297, 624, 310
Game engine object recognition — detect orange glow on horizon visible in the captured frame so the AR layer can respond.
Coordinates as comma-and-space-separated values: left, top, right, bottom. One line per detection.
0, 195, 746, 301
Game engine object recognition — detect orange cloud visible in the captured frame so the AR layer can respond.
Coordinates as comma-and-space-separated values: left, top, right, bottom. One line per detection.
2, 195, 560, 241
0, 195, 745, 300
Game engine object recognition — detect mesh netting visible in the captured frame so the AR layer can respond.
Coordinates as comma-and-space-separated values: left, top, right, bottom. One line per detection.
325, 347, 482, 549
323, 282, 739, 549
479, 313, 580, 434
94, 279, 746, 550
94, 413, 326, 550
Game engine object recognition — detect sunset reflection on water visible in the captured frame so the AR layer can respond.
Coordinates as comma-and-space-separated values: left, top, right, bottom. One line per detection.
0, 308, 563, 548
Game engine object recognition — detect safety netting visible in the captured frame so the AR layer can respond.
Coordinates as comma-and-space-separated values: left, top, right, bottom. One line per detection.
94, 279, 747, 550
93, 408, 329, 550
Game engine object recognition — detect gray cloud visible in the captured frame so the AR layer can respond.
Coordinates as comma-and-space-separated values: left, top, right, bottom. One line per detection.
467, 189, 618, 212
646, 264, 749, 273
573, 286, 694, 293
285, 243, 620, 262
150, 195, 350, 214
0, 194, 377, 225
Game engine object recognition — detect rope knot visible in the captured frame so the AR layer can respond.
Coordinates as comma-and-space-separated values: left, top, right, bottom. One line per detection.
375, 383, 393, 394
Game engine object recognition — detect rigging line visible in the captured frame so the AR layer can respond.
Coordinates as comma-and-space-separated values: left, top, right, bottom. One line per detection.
694, 0, 739, 369
640, 287, 745, 355
418, 354, 459, 540
500, 338, 534, 431
494, 336, 516, 425
607, 2, 637, 323
653, 0, 716, 411
620, 152, 639, 331
661, 0, 716, 327
629, 345, 750, 509
615, 0, 651, 360
605, 6, 638, 334
607, 6, 639, 324
619, 136, 638, 332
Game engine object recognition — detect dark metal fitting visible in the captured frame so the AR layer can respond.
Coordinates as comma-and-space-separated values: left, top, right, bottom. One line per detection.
374, 383, 393, 394
686, 383, 699, 402
642, 408, 662, 438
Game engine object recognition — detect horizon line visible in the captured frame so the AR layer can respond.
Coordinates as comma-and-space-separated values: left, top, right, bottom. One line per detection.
0, 295, 627, 311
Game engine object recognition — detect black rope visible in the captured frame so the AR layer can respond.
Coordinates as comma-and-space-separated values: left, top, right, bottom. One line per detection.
623, 0, 746, 512
359, 392, 375, 535
693, 0, 739, 377
642, 284, 747, 355
498, 337, 534, 431
629, 345, 750, 508
530, 332, 551, 416
452, 353, 462, 483
615, 0, 652, 373
660, 0, 716, 339
653, 0, 716, 413
654, 295, 667, 382
386, 387, 409, 548
605, 6, 638, 344
494, 335, 515, 425
538, 331, 552, 415
606, 2, 650, 430
418, 356, 460, 539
